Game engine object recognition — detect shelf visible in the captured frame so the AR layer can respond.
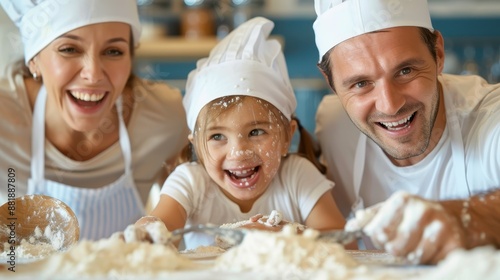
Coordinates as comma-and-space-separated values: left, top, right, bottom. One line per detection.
429, 1, 500, 18
261, 1, 500, 18
135, 37, 219, 60
135, 36, 285, 60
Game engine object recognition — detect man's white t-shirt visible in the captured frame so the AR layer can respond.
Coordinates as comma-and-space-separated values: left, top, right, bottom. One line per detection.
316, 74, 500, 217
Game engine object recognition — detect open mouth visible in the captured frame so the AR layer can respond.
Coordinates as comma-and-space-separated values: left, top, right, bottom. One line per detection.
225, 166, 260, 188
378, 112, 416, 131
68, 91, 107, 107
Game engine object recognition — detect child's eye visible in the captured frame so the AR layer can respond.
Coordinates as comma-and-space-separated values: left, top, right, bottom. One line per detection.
210, 134, 225, 141
249, 129, 265, 137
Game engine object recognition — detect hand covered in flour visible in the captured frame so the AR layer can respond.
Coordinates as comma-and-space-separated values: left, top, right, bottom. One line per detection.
220, 210, 305, 234
346, 191, 466, 265
112, 216, 172, 245
250, 210, 283, 227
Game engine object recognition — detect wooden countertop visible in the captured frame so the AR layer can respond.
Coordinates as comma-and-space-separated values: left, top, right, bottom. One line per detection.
135, 36, 285, 60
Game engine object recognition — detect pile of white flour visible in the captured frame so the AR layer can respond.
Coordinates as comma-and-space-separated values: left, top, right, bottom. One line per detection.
0, 225, 64, 262
5, 236, 199, 279
214, 226, 362, 277
416, 246, 500, 280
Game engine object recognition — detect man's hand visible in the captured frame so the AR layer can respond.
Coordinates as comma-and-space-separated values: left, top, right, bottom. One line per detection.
347, 191, 466, 264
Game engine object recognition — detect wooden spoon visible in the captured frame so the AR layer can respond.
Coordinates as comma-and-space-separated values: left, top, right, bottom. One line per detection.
0, 195, 80, 252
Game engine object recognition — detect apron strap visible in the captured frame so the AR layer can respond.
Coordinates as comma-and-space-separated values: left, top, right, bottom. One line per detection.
115, 96, 133, 175
31, 86, 48, 185
351, 133, 367, 213
443, 90, 471, 196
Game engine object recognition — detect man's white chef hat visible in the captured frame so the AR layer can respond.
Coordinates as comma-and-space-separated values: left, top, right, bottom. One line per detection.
0, 0, 141, 64
183, 16, 297, 132
313, 0, 434, 61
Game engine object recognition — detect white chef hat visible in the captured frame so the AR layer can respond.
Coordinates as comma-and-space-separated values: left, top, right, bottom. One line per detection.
313, 0, 434, 61
0, 0, 141, 64
183, 16, 297, 132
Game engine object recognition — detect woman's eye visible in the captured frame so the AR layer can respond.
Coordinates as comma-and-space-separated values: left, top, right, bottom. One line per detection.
105, 49, 124, 56
59, 47, 77, 54
250, 129, 265, 136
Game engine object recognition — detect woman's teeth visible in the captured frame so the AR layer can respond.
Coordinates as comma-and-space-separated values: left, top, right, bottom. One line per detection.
380, 113, 414, 130
70, 91, 105, 102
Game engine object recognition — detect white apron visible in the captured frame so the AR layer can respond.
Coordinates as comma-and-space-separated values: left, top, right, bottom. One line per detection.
28, 86, 145, 240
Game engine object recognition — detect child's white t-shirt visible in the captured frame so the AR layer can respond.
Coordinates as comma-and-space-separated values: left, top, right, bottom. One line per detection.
161, 154, 334, 249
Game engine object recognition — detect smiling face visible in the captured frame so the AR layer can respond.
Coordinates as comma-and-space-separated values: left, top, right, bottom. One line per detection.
328, 27, 446, 166
29, 22, 133, 132
193, 96, 293, 211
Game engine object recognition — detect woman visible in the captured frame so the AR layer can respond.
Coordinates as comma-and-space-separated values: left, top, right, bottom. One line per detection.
0, 0, 189, 240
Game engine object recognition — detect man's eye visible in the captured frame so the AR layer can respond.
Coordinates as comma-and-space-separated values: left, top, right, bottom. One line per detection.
400, 67, 412, 75
355, 81, 368, 88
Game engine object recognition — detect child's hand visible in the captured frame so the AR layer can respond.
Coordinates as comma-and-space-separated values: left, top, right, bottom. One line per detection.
119, 216, 172, 245
240, 210, 306, 233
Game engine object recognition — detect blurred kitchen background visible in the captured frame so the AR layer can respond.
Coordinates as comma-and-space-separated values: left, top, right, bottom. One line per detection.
133, 0, 500, 150
2, 0, 500, 149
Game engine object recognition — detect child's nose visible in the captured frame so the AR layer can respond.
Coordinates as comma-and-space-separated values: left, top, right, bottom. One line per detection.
227, 145, 255, 160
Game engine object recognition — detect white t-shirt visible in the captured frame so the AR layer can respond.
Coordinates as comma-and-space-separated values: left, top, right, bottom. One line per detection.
316, 74, 500, 217
0, 64, 190, 205
161, 154, 334, 249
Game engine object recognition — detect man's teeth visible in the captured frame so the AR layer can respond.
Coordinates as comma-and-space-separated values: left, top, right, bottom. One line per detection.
229, 167, 255, 176
381, 114, 413, 128
70, 91, 105, 102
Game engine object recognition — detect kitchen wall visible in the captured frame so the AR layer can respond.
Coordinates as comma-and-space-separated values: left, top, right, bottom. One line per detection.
135, 0, 500, 148
0, 7, 23, 77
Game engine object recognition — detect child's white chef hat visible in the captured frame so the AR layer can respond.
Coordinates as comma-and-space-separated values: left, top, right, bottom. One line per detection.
183, 16, 297, 132
313, 0, 434, 62
0, 0, 141, 64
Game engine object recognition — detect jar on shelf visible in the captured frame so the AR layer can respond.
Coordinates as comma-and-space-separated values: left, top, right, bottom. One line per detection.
181, 0, 216, 39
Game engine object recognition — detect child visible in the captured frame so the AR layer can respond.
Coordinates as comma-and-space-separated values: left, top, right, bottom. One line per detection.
133, 17, 347, 249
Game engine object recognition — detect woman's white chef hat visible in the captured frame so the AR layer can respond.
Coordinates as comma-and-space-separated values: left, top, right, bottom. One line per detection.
0, 0, 141, 64
183, 16, 297, 132
313, 0, 434, 62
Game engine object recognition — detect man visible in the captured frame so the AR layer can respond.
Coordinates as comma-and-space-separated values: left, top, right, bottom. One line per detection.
313, 0, 500, 264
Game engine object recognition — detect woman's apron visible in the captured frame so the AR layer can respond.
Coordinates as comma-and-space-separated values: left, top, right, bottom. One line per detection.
28, 86, 145, 240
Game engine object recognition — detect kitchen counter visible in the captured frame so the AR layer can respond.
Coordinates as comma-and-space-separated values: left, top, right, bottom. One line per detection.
1, 249, 426, 279
2, 244, 499, 279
